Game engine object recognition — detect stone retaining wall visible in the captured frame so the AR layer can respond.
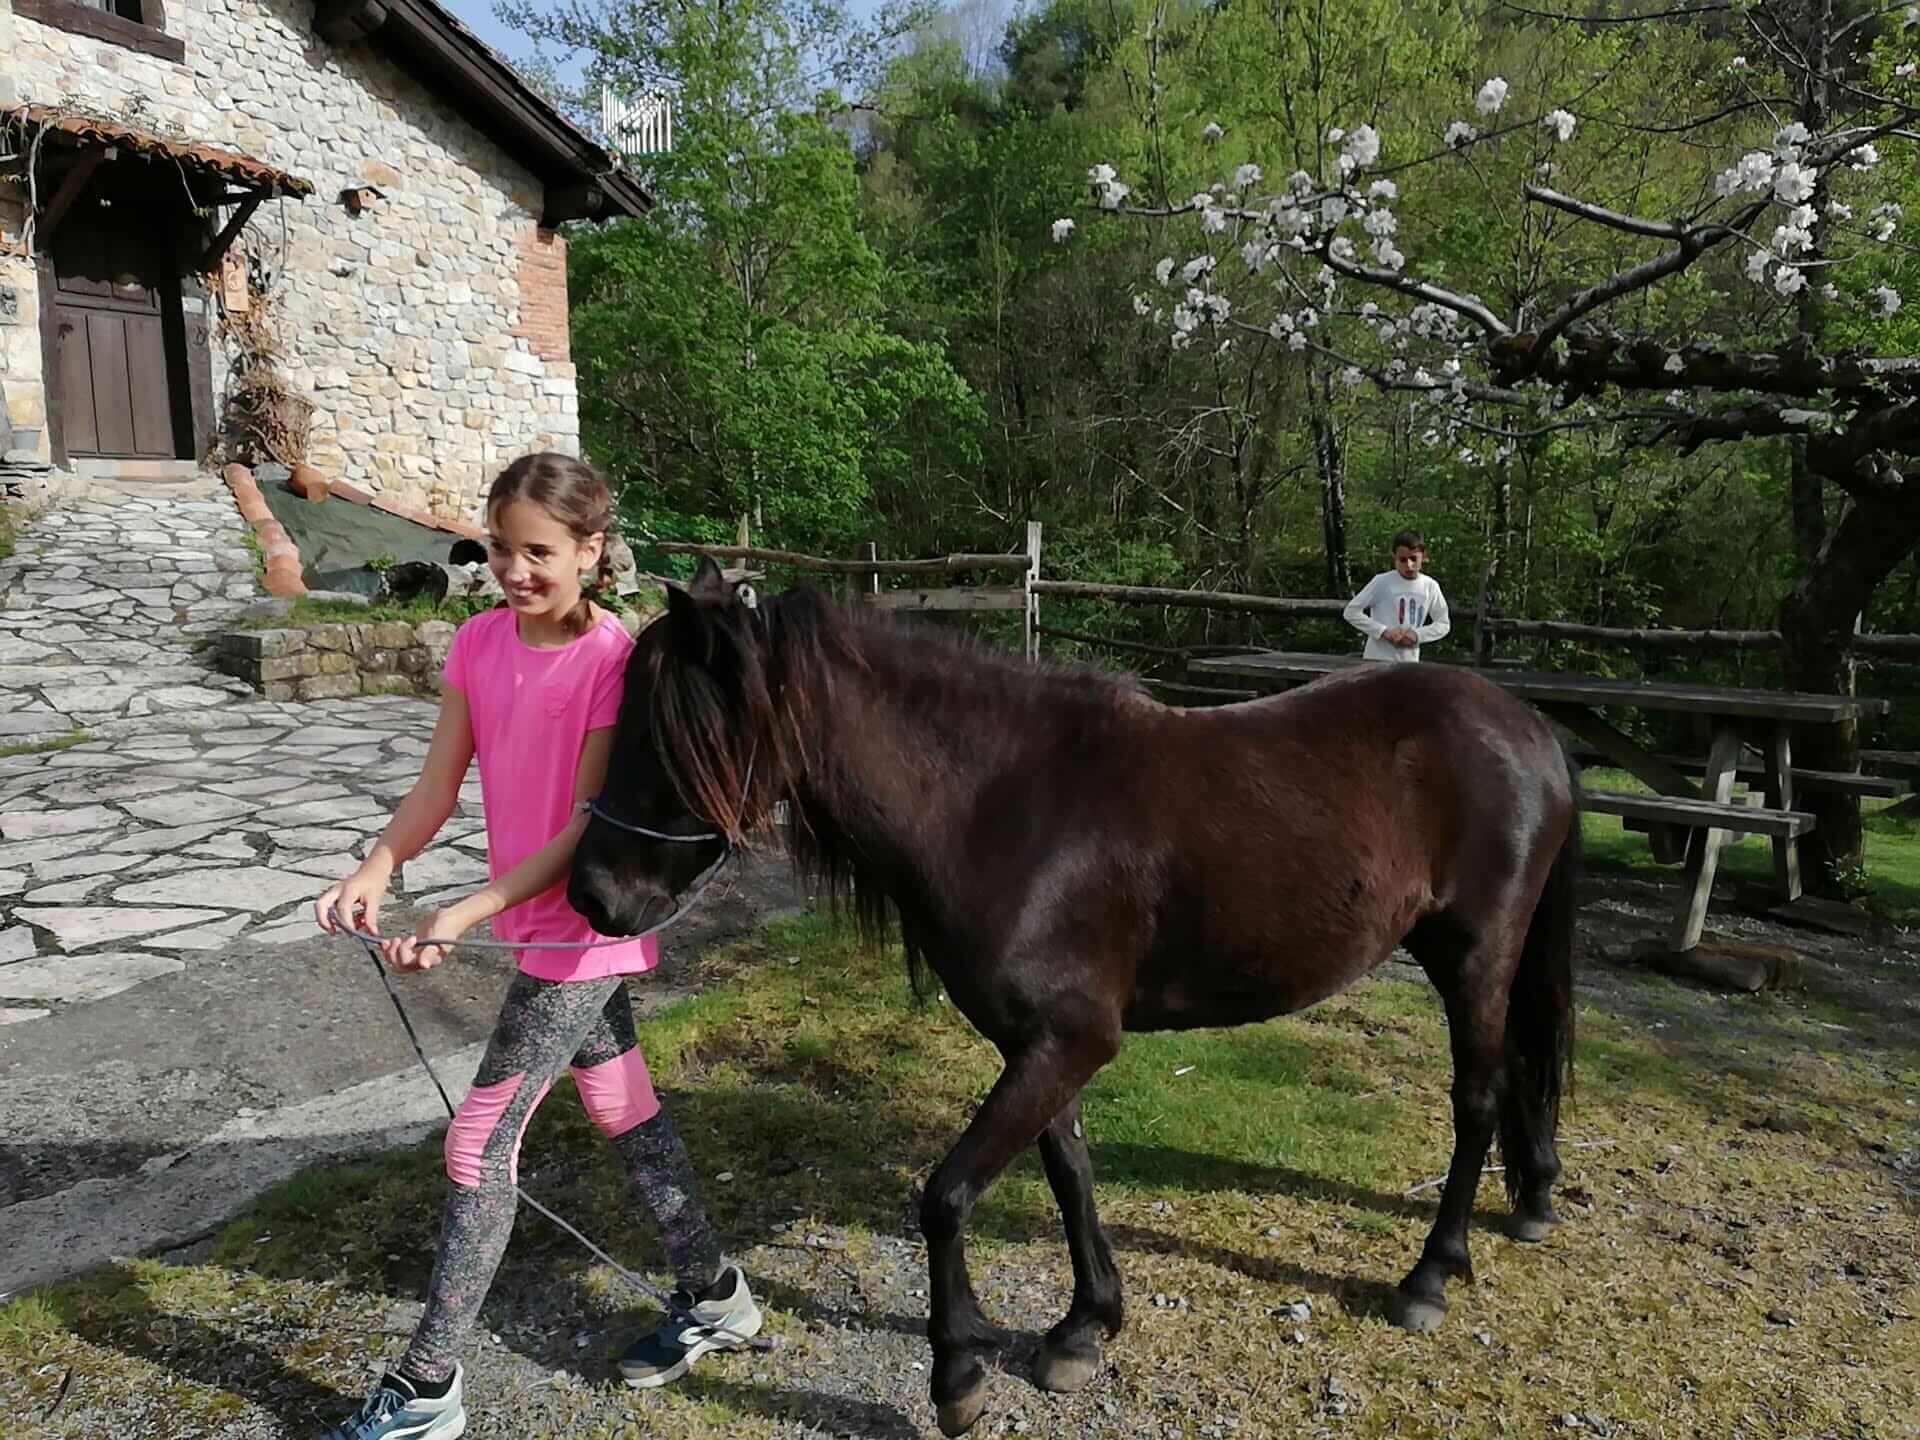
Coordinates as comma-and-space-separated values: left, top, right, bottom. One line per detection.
217, 619, 457, 701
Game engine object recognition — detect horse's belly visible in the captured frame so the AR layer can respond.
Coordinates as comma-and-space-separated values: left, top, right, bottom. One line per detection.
1122, 936, 1387, 1032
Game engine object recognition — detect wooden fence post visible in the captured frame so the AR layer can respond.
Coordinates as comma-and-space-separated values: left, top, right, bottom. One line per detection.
863, 541, 880, 601
1473, 559, 1498, 669
1025, 521, 1043, 662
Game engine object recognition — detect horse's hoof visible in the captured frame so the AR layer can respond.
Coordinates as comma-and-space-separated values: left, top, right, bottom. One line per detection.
1389, 1290, 1448, 1335
1508, 1209, 1560, 1244
936, 1384, 989, 1437
1033, 1336, 1102, 1393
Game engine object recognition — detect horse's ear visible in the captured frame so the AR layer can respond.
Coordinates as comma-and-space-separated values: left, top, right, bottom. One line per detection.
688, 556, 729, 601
665, 580, 714, 663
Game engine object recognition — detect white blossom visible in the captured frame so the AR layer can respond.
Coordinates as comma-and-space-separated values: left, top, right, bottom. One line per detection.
1745, 248, 1773, 283
1289, 169, 1316, 195
1444, 121, 1477, 149
1875, 284, 1904, 317
1385, 358, 1406, 378
1908, 6, 1919, 25
1340, 366, 1364, 386
1182, 254, 1217, 283
1773, 122, 1812, 158
1774, 264, 1808, 296
1850, 142, 1882, 171
1371, 236, 1405, 270
1475, 77, 1509, 115
1780, 408, 1823, 425
1200, 206, 1228, 235
1898, 62, 1918, 78
1154, 257, 1176, 287
1537, 161, 1556, 180
1132, 293, 1154, 317
1317, 265, 1337, 291
1240, 239, 1272, 273
1367, 178, 1398, 202
1789, 204, 1818, 230
1359, 301, 1380, 319
1288, 331, 1308, 351
1826, 200, 1853, 221
1335, 152, 1360, 178
1329, 236, 1357, 262
1873, 202, 1903, 241
1412, 367, 1435, 387
1421, 428, 1441, 446
1729, 54, 1748, 69
1268, 313, 1295, 337
1234, 163, 1263, 190
1820, 283, 1840, 301
1096, 179, 1130, 209
1171, 330, 1195, 351
1543, 109, 1576, 143
1716, 150, 1776, 198
1088, 163, 1117, 186
1364, 208, 1398, 237
1299, 307, 1319, 327
1457, 447, 1477, 463
1270, 203, 1311, 236
1202, 121, 1225, 141
1217, 338, 1232, 355
1171, 303, 1200, 334
1050, 218, 1075, 243
1202, 293, 1233, 323
1188, 192, 1214, 212
1773, 161, 1815, 204
1321, 196, 1349, 227
1663, 352, 1685, 374
1772, 222, 1813, 255
1666, 390, 1687, 406
1344, 124, 1381, 168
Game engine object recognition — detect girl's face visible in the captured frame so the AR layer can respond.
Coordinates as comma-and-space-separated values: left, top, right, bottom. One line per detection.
487, 497, 605, 623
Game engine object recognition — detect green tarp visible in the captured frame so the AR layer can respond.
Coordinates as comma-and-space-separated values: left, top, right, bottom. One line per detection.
257, 472, 476, 592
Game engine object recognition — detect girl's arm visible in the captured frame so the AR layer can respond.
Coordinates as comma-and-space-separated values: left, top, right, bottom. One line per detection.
314, 686, 475, 936
385, 728, 616, 969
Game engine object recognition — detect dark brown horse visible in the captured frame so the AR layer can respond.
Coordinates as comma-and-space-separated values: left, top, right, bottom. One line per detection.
569, 559, 1579, 1436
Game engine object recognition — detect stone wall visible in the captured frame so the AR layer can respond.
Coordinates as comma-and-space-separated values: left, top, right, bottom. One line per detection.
217, 619, 458, 701
2, 0, 580, 515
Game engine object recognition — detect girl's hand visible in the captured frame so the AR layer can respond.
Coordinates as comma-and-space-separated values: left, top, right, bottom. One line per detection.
382, 907, 475, 972
316, 865, 391, 937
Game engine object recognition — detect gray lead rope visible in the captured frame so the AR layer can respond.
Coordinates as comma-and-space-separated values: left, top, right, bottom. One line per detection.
330, 795, 773, 1351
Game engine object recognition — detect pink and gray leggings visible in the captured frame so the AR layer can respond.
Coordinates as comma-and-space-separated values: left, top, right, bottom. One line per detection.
400, 971, 723, 1385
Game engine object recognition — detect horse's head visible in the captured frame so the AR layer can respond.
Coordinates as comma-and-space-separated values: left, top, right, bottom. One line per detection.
568, 556, 781, 936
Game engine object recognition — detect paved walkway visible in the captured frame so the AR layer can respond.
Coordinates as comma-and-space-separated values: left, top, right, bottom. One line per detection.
0, 483, 801, 1296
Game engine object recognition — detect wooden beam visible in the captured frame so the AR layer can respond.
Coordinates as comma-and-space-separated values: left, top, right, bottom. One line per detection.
200, 197, 261, 270
657, 542, 1032, 576
36, 151, 104, 246
864, 586, 1027, 613
1673, 726, 1747, 951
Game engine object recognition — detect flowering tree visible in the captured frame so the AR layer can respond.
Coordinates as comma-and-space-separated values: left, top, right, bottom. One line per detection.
1061, 1, 1920, 886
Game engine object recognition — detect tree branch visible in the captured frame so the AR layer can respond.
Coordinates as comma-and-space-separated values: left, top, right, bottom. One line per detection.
1318, 249, 1513, 337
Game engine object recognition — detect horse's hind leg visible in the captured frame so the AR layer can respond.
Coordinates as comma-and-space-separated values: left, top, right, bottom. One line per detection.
1394, 921, 1519, 1335
1032, 1095, 1123, 1394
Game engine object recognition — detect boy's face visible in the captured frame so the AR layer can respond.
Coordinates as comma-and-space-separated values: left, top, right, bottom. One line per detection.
1394, 545, 1425, 580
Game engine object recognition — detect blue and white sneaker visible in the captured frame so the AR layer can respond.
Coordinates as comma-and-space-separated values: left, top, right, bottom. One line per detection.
618, 1265, 764, 1388
319, 1367, 466, 1439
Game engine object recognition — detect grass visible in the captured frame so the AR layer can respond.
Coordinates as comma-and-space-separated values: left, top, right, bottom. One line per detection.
2, 913, 1916, 1437
0, 730, 89, 760
0, 502, 17, 563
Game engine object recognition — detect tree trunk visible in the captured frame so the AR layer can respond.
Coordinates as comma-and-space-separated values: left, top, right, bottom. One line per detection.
1307, 363, 1350, 595
1778, 488, 1920, 892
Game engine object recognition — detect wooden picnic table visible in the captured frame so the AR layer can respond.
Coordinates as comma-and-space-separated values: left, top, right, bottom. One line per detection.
1188, 652, 1890, 950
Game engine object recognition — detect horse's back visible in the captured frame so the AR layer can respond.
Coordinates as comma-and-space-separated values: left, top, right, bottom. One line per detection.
1113, 662, 1572, 1029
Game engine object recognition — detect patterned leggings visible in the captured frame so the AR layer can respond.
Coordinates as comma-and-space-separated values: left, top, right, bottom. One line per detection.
401, 972, 723, 1384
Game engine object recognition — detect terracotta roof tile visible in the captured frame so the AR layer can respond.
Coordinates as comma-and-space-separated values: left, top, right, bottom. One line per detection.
6, 105, 314, 198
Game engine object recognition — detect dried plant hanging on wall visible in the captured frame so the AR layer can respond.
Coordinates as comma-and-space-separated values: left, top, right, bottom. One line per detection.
213, 250, 312, 468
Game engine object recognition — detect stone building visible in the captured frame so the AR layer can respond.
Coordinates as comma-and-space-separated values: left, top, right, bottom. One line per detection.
0, 0, 648, 518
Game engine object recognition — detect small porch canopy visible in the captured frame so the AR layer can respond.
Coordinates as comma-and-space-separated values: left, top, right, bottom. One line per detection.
4, 104, 312, 258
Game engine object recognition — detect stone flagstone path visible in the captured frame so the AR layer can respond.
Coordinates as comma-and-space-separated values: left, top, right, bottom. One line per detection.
0, 480, 262, 745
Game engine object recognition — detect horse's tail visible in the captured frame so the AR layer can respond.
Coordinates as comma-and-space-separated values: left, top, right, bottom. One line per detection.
1500, 753, 1580, 1203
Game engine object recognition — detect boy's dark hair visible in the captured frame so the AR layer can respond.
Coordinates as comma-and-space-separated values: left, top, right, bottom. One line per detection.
1391, 529, 1427, 554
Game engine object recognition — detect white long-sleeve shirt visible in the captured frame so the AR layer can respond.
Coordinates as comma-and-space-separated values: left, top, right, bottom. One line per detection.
1343, 571, 1451, 662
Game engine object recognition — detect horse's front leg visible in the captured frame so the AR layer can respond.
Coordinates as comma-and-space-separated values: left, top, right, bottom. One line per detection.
922, 1035, 1115, 1437
1032, 1095, 1123, 1393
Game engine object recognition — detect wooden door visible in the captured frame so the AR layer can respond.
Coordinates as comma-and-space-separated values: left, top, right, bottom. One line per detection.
49, 203, 182, 459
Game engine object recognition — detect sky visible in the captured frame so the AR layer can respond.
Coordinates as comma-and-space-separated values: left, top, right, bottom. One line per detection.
440, 0, 899, 93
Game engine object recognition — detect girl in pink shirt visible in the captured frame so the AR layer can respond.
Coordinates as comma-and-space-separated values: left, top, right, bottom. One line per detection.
313, 454, 760, 1440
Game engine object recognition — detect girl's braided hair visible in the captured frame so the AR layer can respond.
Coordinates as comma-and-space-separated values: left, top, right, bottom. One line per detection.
486, 452, 617, 637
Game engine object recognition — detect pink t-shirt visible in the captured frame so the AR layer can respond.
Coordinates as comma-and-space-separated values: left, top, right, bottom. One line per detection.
442, 606, 658, 982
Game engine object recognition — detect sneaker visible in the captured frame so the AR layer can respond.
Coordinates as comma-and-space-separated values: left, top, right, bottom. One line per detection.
618, 1265, 764, 1388
319, 1367, 466, 1440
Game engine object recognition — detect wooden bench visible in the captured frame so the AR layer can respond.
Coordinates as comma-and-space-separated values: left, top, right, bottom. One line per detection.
1567, 747, 1910, 798
1580, 788, 1817, 838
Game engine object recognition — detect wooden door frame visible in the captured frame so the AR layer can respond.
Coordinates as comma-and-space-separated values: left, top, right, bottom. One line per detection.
33, 155, 210, 469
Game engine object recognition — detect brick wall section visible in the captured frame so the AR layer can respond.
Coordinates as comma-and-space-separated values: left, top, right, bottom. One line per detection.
511, 228, 571, 364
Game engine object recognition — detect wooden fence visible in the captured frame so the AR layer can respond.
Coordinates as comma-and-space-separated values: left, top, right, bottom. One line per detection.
651, 526, 1920, 673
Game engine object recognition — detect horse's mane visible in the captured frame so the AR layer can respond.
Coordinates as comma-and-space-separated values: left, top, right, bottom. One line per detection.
647, 584, 1149, 993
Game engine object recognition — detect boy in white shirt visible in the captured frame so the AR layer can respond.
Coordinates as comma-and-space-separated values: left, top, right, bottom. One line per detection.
1343, 530, 1451, 662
